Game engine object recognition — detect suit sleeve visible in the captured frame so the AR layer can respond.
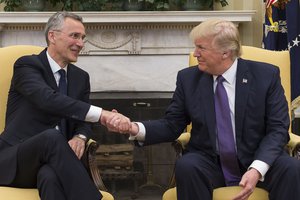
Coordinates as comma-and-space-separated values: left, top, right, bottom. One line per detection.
71, 71, 94, 139
142, 70, 191, 145
254, 66, 290, 166
12, 56, 91, 122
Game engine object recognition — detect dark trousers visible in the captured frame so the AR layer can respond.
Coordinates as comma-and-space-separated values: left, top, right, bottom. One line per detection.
175, 152, 300, 200
9, 129, 102, 200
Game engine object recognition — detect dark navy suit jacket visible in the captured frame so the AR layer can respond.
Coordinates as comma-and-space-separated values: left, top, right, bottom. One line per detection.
0, 48, 93, 184
142, 58, 290, 170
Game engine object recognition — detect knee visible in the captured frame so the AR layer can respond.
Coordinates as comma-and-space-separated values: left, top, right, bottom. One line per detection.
37, 165, 59, 187
40, 129, 66, 144
38, 129, 69, 153
273, 156, 300, 180
285, 158, 300, 177
175, 155, 197, 179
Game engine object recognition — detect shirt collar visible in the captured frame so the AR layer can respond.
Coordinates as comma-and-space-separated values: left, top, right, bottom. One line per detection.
46, 51, 68, 74
213, 58, 238, 84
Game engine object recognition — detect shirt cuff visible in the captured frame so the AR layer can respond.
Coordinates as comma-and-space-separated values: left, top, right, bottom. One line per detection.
248, 160, 270, 182
129, 122, 146, 141
85, 105, 102, 123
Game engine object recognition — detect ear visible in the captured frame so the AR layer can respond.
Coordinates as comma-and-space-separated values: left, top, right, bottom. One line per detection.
222, 51, 231, 59
48, 31, 56, 44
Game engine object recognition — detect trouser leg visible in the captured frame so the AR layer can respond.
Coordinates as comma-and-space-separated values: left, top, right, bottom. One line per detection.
37, 165, 66, 200
259, 153, 300, 200
175, 152, 225, 200
12, 129, 102, 200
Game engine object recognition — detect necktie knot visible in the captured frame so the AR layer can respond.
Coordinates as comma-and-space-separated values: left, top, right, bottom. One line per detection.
217, 75, 225, 84
58, 69, 66, 80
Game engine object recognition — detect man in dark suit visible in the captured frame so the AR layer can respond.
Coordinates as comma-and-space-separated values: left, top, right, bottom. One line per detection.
113, 19, 300, 200
0, 11, 130, 200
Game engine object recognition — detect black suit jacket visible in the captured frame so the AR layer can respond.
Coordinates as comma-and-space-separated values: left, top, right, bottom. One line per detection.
142, 58, 290, 169
0, 48, 93, 184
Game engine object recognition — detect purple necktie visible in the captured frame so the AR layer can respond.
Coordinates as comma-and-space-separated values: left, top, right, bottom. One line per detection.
214, 75, 241, 186
58, 69, 67, 136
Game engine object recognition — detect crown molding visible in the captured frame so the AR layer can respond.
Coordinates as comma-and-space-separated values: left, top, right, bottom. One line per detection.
0, 10, 255, 24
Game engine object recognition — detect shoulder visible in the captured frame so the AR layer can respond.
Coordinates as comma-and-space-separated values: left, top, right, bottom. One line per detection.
237, 58, 280, 83
237, 58, 281, 88
14, 54, 44, 72
68, 64, 89, 76
68, 64, 90, 83
178, 65, 202, 77
14, 48, 46, 67
175, 65, 209, 89
238, 58, 279, 74
15, 54, 40, 64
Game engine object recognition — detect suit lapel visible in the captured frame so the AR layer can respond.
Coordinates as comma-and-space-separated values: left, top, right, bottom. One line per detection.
235, 58, 251, 143
39, 50, 81, 99
198, 73, 218, 152
38, 49, 59, 91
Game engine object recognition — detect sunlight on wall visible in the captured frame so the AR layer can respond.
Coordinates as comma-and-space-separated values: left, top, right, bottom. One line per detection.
0, 3, 4, 11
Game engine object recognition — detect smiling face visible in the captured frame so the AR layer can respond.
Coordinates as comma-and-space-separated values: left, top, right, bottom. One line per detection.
189, 19, 241, 75
193, 36, 231, 76
47, 17, 86, 67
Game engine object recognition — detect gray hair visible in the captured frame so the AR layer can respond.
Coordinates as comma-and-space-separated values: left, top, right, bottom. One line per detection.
189, 19, 242, 59
44, 11, 83, 45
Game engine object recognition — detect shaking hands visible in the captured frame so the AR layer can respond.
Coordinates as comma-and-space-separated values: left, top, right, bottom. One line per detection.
100, 109, 133, 134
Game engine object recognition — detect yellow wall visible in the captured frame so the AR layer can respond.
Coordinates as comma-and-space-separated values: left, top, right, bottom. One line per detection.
214, 0, 265, 47
0, 3, 4, 10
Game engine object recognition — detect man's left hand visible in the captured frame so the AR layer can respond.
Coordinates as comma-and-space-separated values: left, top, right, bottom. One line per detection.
69, 136, 86, 159
232, 168, 261, 200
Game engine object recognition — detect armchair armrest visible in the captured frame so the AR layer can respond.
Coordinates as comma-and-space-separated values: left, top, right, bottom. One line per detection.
82, 139, 108, 191
168, 132, 191, 188
287, 133, 300, 160
172, 132, 191, 157
176, 132, 191, 147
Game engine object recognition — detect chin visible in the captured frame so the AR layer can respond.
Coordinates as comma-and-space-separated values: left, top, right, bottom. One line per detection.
69, 56, 78, 63
198, 65, 208, 72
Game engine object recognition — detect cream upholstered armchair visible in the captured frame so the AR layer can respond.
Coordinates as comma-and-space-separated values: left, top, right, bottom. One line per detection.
162, 46, 300, 200
0, 45, 114, 200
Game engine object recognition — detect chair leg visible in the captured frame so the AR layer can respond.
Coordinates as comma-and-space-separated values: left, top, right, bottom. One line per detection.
83, 139, 108, 191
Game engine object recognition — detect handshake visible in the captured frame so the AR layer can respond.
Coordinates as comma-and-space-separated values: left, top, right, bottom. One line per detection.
100, 109, 138, 136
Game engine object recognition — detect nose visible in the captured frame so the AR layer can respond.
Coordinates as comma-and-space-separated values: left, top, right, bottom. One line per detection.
193, 49, 200, 58
76, 39, 84, 48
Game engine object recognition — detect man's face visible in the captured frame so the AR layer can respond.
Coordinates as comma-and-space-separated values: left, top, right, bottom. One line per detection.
48, 18, 86, 67
193, 36, 225, 75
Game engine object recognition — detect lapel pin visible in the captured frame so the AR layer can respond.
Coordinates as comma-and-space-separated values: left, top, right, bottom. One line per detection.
242, 78, 248, 83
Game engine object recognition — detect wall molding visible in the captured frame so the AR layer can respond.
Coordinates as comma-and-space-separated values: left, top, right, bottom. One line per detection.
0, 10, 256, 92
0, 10, 255, 24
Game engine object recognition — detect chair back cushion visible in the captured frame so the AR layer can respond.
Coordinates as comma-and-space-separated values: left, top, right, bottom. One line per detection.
0, 45, 44, 132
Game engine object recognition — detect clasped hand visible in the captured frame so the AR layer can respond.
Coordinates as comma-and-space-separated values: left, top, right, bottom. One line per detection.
100, 109, 131, 133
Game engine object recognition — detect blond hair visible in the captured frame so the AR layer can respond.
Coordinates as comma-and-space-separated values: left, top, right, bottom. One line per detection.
189, 19, 242, 59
